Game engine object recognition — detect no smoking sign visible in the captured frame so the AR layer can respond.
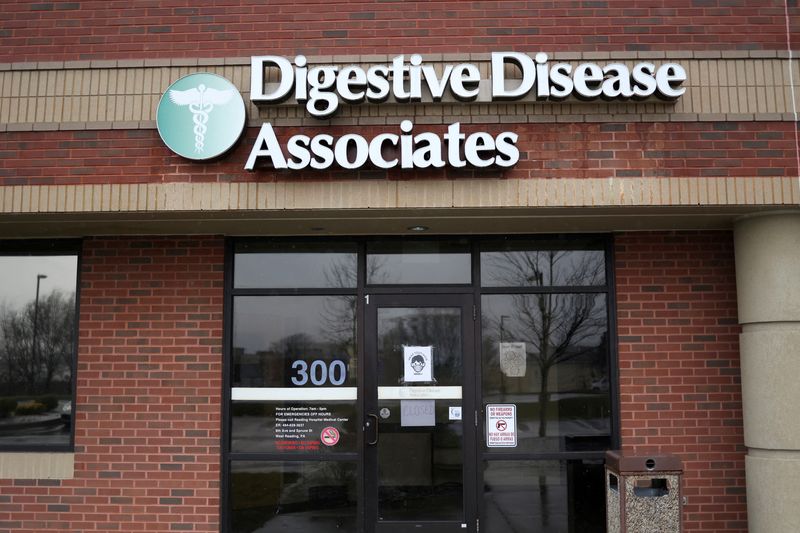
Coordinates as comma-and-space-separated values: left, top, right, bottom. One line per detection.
321, 426, 340, 447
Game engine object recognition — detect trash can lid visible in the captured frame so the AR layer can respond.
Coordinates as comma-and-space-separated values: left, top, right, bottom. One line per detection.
605, 450, 682, 473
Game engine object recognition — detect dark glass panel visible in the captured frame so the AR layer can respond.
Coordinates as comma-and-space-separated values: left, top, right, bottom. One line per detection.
377, 307, 462, 387
0, 255, 77, 447
231, 460, 357, 533
481, 241, 605, 287
234, 241, 358, 289
482, 459, 605, 533
367, 240, 471, 285
233, 296, 356, 388
375, 306, 464, 521
481, 294, 611, 453
376, 400, 464, 521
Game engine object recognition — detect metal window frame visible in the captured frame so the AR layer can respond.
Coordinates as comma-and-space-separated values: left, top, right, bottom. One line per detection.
0, 239, 82, 453
221, 234, 620, 533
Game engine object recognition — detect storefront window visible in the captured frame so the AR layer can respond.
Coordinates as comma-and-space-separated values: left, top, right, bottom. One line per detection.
482, 459, 605, 533
0, 244, 78, 449
367, 239, 471, 285
230, 460, 358, 533
226, 237, 615, 532
228, 242, 360, 532
234, 241, 358, 289
481, 241, 605, 287
481, 293, 611, 453
479, 238, 613, 533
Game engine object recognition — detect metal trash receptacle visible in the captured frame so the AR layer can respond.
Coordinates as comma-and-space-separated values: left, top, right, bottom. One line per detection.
605, 450, 683, 533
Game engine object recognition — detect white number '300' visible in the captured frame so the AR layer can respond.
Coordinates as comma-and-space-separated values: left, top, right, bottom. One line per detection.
291, 360, 347, 386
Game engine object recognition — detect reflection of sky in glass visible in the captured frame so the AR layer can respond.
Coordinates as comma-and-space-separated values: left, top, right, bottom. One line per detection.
481, 250, 605, 287
234, 253, 357, 288
234, 296, 354, 354
367, 253, 470, 284
0, 256, 78, 311
367, 240, 471, 285
481, 293, 606, 348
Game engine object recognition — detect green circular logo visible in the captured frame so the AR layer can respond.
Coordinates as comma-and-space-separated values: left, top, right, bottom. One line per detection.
156, 73, 246, 160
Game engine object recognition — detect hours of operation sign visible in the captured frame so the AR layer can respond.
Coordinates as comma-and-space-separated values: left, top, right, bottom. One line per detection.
486, 404, 517, 447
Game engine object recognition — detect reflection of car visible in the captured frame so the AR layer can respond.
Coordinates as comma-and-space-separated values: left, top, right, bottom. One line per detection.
590, 377, 608, 392
60, 402, 72, 429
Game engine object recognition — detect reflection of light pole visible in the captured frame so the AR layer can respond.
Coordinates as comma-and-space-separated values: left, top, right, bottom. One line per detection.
499, 315, 511, 393
32, 274, 47, 372
500, 315, 510, 342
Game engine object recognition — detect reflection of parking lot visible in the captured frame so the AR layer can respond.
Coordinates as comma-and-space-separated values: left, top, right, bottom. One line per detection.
485, 486, 569, 533
245, 508, 356, 533
483, 460, 606, 533
0, 415, 68, 445
484, 393, 610, 432
0, 399, 71, 445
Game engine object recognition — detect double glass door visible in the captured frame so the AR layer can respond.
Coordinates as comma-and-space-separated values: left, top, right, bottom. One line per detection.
364, 294, 477, 533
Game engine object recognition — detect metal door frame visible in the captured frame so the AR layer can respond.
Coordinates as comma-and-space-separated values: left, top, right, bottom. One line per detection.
363, 292, 478, 533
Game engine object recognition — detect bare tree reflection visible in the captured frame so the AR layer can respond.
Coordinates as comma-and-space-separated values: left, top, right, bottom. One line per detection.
483, 250, 606, 529
0, 291, 75, 397
483, 250, 606, 437
378, 309, 461, 384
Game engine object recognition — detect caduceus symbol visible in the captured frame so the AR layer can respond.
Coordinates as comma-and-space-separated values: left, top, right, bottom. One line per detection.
168, 84, 235, 153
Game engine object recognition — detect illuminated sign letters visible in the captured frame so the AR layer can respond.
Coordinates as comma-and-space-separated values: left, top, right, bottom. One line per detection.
159, 52, 686, 171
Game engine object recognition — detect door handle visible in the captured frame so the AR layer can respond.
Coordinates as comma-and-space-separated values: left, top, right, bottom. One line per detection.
366, 413, 379, 446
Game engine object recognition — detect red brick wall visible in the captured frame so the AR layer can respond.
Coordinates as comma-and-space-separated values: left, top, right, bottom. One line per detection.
1, 121, 796, 186
0, 236, 225, 533
0, 234, 747, 532
1, 0, 796, 62
615, 231, 746, 532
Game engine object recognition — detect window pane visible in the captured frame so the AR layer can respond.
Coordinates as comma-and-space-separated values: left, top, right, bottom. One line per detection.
481, 294, 611, 453
234, 242, 358, 288
483, 459, 605, 533
231, 460, 357, 533
0, 255, 77, 447
232, 296, 357, 454
481, 242, 605, 287
367, 240, 471, 284
233, 296, 356, 388
377, 307, 462, 387
375, 307, 464, 521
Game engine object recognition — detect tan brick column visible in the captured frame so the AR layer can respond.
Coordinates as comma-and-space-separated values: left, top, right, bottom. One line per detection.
734, 211, 800, 532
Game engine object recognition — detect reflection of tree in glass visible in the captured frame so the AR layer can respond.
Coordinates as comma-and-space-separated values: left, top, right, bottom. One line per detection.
319, 255, 390, 381
0, 291, 75, 396
485, 248, 605, 287
378, 309, 460, 385
268, 254, 362, 523
320, 257, 359, 368
486, 251, 605, 438
483, 250, 606, 529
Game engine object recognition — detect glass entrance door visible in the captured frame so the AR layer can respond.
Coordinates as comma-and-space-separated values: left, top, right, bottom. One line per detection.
364, 294, 477, 533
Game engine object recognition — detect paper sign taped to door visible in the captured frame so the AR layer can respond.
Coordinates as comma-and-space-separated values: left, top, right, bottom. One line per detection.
401, 400, 435, 427
403, 345, 433, 382
499, 342, 527, 377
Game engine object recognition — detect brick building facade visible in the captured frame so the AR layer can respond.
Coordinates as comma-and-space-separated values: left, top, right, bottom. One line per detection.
0, 2, 798, 532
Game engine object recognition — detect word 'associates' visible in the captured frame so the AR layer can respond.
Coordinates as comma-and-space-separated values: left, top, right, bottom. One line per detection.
245, 121, 519, 170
